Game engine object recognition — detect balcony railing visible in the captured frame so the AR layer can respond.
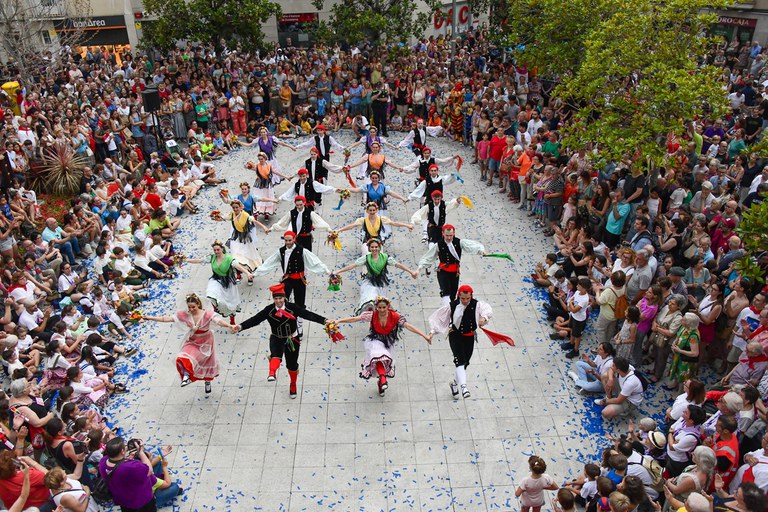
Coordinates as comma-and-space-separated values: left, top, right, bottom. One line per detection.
32, 0, 67, 19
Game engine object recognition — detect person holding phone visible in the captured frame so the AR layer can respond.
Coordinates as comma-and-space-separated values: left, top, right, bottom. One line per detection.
99, 437, 158, 512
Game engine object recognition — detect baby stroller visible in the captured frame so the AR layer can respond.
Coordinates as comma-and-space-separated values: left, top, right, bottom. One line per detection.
163, 139, 182, 168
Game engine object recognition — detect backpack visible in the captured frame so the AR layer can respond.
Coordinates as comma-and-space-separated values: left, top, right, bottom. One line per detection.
629, 454, 665, 493
609, 288, 629, 320
91, 458, 125, 506
634, 370, 649, 392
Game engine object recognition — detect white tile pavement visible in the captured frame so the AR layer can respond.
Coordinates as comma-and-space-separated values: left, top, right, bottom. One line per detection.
105, 130, 679, 511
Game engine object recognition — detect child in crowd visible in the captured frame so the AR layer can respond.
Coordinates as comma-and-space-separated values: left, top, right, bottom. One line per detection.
613, 306, 639, 360
560, 277, 591, 359
477, 132, 490, 181
515, 456, 558, 512
532, 253, 561, 287
563, 463, 600, 507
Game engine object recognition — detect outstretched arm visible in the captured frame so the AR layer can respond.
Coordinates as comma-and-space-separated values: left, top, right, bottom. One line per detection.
335, 218, 363, 234
394, 262, 419, 279
404, 321, 432, 344
335, 315, 363, 324
387, 190, 409, 204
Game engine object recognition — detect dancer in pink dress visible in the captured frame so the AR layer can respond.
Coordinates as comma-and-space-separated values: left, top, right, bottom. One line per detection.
143, 293, 236, 393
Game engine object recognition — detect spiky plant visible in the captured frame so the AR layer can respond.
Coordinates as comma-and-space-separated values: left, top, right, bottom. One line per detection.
39, 142, 87, 196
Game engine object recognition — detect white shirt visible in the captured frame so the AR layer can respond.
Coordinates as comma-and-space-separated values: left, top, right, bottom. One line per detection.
626, 451, 658, 499
619, 369, 644, 406
569, 291, 590, 322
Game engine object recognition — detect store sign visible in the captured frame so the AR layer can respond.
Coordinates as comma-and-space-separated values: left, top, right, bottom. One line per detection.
717, 15, 757, 28
279, 13, 318, 24
55, 15, 126, 31
434, 5, 470, 28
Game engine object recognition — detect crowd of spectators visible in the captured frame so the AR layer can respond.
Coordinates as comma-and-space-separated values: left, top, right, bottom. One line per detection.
0, 26, 763, 512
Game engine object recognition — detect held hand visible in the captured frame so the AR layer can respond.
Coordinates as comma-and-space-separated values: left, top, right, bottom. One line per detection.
406, 224, 414, 231
232, 324, 242, 333
425, 333, 433, 344
410, 270, 419, 279
479, 318, 488, 327
17, 425, 28, 439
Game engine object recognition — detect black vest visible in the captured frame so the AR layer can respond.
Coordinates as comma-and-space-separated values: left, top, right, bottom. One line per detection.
314, 134, 331, 160
437, 238, 462, 264
289, 208, 313, 235
304, 158, 318, 180
412, 127, 426, 147
424, 174, 443, 199
450, 298, 478, 334
427, 200, 446, 227
294, 180, 318, 204
418, 157, 435, 181
279, 245, 305, 274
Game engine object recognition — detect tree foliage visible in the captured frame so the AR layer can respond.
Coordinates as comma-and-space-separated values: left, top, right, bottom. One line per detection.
736, 200, 768, 283
0, 0, 91, 79
498, 0, 728, 167
142, 0, 282, 52
311, 0, 441, 45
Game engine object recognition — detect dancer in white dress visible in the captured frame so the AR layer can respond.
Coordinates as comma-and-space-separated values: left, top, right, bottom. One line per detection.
346, 126, 400, 179
334, 296, 432, 396
189, 242, 253, 322
255, 126, 295, 176
333, 238, 419, 314
247, 152, 292, 219
223, 199, 269, 279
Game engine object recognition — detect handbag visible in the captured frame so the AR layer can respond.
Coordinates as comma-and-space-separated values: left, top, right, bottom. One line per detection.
683, 243, 697, 260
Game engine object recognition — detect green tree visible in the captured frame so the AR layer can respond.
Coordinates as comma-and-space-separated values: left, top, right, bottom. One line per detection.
142, 0, 281, 52
311, 0, 441, 45
496, 0, 728, 167
736, 199, 768, 283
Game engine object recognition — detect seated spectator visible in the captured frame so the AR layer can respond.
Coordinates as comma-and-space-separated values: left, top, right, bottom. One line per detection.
595, 357, 644, 419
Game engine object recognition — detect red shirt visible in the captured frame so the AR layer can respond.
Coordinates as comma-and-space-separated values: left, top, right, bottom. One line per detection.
145, 193, 162, 211
0, 469, 50, 508
489, 134, 507, 160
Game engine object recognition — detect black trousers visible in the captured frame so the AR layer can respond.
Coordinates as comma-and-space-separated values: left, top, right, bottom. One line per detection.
269, 334, 300, 371
283, 277, 307, 308
437, 269, 460, 301
427, 225, 442, 244
449, 331, 476, 368
372, 103, 388, 136
296, 235, 313, 253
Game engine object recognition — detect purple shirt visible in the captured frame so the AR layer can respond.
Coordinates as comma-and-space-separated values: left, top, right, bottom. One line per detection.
637, 297, 659, 334
98, 458, 155, 508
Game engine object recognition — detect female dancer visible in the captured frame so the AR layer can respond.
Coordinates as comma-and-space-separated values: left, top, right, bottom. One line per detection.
334, 297, 432, 396
189, 242, 253, 323
255, 126, 296, 176
335, 201, 413, 254
223, 199, 269, 279
234, 182, 256, 215
346, 126, 399, 179
248, 152, 292, 220
346, 170, 409, 240
344, 141, 407, 182
334, 238, 419, 314
143, 293, 237, 393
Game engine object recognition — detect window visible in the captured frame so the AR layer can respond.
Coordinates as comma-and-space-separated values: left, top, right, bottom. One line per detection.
41, 31, 52, 45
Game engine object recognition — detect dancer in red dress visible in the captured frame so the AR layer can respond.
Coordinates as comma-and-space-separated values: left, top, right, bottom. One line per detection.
334, 297, 432, 396
143, 293, 236, 393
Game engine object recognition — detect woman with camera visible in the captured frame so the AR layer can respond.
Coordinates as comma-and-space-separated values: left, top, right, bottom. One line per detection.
45, 417, 92, 488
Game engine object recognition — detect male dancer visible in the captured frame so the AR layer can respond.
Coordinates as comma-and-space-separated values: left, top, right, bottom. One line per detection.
277, 168, 339, 208
403, 147, 459, 188
270, 195, 331, 252
251, 231, 331, 336
428, 284, 493, 399
294, 124, 345, 181
410, 190, 463, 244
418, 224, 485, 301
235, 283, 329, 397
398, 118, 429, 155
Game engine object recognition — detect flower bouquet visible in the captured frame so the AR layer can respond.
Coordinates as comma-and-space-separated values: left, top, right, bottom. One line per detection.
245, 161, 256, 170
324, 322, 346, 343
326, 231, 342, 251
219, 189, 230, 201
327, 273, 342, 291
127, 309, 143, 325
209, 210, 223, 221
332, 189, 352, 211
341, 164, 356, 187
172, 253, 186, 267
343, 147, 351, 164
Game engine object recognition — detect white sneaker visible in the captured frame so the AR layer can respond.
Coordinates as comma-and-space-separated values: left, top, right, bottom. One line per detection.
568, 371, 579, 383
593, 398, 605, 406
461, 385, 470, 399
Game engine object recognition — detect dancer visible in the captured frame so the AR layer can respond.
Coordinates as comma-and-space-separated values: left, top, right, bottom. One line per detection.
302, 147, 326, 185
223, 199, 269, 279
270, 196, 332, 252
251, 231, 330, 336
410, 191, 464, 245
189, 241, 253, 323
247, 152, 292, 220
294, 124, 345, 180
234, 182, 256, 215
403, 147, 459, 188
344, 141, 407, 181
345, 170, 409, 240
334, 296, 432, 396
255, 126, 296, 176
418, 225, 486, 302
234, 283, 329, 398
277, 168, 339, 208
398, 118, 441, 155
333, 238, 419, 314
142, 293, 236, 393
335, 201, 414, 254
408, 161, 460, 205
428, 284, 493, 399
346, 126, 399, 179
